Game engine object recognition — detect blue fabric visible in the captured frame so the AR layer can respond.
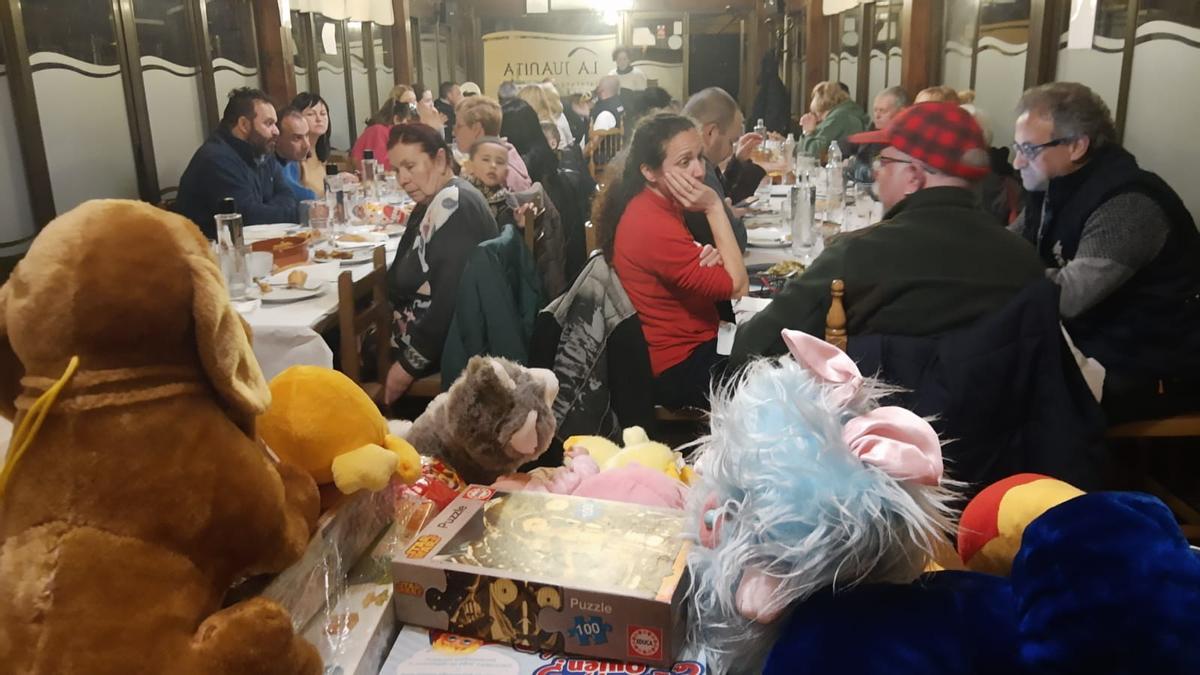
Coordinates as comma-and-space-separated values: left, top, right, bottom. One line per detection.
175, 128, 298, 239
279, 158, 316, 201
1013, 492, 1200, 674
765, 491, 1200, 675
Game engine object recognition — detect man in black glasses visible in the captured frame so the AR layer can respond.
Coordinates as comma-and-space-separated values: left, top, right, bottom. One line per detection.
1012, 82, 1200, 423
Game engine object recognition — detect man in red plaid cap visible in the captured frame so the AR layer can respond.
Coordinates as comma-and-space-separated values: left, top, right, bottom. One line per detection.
732, 102, 1045, 363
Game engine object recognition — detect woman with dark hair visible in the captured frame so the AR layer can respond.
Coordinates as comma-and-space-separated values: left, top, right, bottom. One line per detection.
351, 98, 420, 171
291, 91, 333, 196
594, 112, 748, 409
383, 123, 498, 402
501, 97, 557, 183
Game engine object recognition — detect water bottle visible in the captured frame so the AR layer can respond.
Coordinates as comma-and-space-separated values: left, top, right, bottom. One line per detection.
782, 133, 797, 183
325, 163, 347, 228
790, 177, 816, 260
361, 149, 380, 201
214, 197, 248, 299
753, 118, 767, 160
825, 140, 845, 222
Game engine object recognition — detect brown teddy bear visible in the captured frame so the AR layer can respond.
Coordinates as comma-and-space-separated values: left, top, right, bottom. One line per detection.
0, 200, 322, 674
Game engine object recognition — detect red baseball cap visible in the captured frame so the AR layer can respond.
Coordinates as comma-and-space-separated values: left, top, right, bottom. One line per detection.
848, 102, 990, 180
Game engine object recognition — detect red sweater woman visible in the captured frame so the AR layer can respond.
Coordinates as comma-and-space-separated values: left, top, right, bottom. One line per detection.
596, 112, 749, 409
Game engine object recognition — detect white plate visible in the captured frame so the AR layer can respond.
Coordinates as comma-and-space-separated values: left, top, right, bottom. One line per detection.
260, 286, 323, 303
747, 227, 791, 248
313, 249, 375, 266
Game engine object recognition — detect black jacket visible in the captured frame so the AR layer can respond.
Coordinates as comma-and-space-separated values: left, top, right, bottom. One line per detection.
435, 98, 456, 142
749, 50, 791, 135
732, 187, 1047, 365
528, 253, 655, 466
175, 128, 298, 239
1019, 145, 1200, 381
848, 279, 1108, 499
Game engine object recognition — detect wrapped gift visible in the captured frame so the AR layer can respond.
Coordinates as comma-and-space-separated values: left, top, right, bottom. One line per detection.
380, 624, 707, 674
391, 488, 691, 668
260, 486, 395, 631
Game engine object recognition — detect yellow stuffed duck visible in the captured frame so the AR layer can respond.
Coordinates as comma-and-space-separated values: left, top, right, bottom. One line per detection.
494, 426, 693, 509
259, 366, 421, 499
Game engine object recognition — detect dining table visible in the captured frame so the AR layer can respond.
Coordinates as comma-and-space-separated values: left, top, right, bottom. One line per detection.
236, 224, 402, 380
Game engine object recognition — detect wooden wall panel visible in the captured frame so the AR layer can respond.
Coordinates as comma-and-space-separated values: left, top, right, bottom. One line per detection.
900, 0, 934, 95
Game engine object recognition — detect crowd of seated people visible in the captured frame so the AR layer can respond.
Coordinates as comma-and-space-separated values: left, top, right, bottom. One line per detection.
169, 58, 1198, 445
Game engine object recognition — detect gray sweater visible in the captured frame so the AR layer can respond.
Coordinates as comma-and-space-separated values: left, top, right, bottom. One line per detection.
1009, 191, 1169, 319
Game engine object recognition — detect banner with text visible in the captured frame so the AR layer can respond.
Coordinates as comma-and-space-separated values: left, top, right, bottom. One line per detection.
483, 31, 618, 97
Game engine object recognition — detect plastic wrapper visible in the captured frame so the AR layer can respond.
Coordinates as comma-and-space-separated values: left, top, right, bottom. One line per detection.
260, 485, 395, 632
302, 493, 444, 674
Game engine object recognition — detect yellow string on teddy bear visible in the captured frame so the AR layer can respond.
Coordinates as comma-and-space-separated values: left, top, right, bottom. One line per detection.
0, 355, 80, 500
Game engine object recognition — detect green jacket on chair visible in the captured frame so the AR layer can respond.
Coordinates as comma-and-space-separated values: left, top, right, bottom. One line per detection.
441, 224, 546, 389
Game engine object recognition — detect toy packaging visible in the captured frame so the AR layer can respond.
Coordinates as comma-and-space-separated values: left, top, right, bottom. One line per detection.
259, 485, 396, 631
391, 488, 691, 668
380, 624, 708, 675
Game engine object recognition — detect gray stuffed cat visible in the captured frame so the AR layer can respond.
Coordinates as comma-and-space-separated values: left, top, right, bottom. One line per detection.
402, 356, 559, 485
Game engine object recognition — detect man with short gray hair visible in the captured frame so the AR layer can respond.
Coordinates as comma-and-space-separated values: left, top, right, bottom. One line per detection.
1011, 81, 1200, 422
681, 86, 751, 260
844, 86, 910, 181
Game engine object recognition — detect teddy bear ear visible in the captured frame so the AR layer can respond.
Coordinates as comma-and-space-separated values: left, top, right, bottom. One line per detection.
186, 251, 270, 433
0, 281, 23, 421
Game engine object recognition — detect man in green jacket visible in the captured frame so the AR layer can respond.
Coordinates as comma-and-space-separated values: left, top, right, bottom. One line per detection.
732, 102, 1045, 365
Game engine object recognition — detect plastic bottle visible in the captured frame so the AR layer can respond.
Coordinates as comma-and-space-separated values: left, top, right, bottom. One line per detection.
783, 133, 797, 182
214, 197, 247, 298
790, 176, 816, 261
825, 140, 845, 220
361, 148, 379, 200
325, 163, 346, 226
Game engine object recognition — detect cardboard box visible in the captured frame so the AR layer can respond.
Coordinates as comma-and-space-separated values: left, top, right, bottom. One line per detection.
390, 488, 690, 668
380, 624, 707, 675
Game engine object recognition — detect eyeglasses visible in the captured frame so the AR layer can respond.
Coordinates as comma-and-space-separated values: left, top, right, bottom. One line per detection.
1011, 137, 1075, 160
872, 155, 916, 172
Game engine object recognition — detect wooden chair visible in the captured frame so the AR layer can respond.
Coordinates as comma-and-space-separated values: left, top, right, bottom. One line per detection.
520, 206, 536, 252
825, 279, 848, 350
584, 220, 598, 256
1107, 411, 1200, 540
587, 127, 625, 187
337, 246, 440, 403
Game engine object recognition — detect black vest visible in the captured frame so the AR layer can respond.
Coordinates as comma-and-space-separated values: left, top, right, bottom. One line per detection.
1020, 146, 1200, 379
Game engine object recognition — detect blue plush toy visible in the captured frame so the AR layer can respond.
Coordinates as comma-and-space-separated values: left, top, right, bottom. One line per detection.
685, 329, 1200, 675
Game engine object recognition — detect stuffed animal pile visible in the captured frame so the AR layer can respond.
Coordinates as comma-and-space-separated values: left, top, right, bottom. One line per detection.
686, 329, 1200, 675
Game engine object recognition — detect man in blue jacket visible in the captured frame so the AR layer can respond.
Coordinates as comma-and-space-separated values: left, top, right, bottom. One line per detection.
176, 87, 298, 238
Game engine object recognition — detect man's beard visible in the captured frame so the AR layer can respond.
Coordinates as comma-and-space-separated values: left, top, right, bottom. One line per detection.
248, 130, 275, 156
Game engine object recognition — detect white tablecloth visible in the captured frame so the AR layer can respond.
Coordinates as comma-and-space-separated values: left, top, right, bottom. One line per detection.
237, 226, 400, 379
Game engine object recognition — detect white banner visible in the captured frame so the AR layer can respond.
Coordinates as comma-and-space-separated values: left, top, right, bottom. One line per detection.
483, 31, 618, 96
287, 0, 394, 25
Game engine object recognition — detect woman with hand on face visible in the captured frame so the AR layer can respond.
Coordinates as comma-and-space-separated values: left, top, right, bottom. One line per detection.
382, 123, 498, 403
595, 112, 749, 410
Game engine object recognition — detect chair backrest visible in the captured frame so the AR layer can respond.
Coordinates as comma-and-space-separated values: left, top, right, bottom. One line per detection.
587, 127, 624, 186
824, 279, 847, 350
337, 246, 390, 399
521, 204, 537, 252
584, 220, 598, 257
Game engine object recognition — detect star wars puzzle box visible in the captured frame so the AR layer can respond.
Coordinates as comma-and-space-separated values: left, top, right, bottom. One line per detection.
390, 486, 692, 668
